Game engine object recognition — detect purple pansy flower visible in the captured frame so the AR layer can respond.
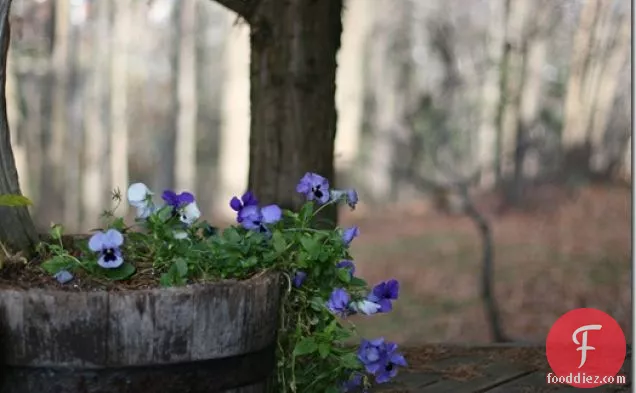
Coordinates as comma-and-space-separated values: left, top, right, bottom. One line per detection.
230, 191, 259, 222
367, 279, 400, 313
342, 226, 360, 247
374, 342, 408, 384
357, 338, 385, 371
293, 271, 307, 288
346, 189, 359, 210
88, 229, 124, 269
296, 172, 330, 204
326, 288, 351, 317
357, 338, 407, 384
162, 190, 195, 209
336, 260, 356, 277
238, 204, 282, 233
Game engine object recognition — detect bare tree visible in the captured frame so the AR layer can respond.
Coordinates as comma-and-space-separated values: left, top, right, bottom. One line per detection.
0, 0, 38, 253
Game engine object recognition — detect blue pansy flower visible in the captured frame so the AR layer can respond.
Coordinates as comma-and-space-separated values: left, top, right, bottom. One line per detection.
238, 204, 282, 233
367, 279, 400, 313
127, 182, 155, 219
230, 191, 259, 221
54, 270, 74, 284
350, 299, 381, 315
293, 271, 307, 288
88, 229, 124, 269
296, 172, 330, 204
336, 260, 356, 278
357, 338, 407, 384
342, 226, 359, 247
374, 341, 408, 384
326, 288, 351, 317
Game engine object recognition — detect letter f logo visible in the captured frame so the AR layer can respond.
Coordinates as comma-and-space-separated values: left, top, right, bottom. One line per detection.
572, 324, 602, 368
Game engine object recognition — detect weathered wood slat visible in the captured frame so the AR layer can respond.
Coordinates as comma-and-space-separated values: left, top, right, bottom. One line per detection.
0, 272, 281, 368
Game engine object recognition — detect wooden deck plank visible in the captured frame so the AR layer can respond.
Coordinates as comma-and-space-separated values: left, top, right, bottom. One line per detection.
419, 359, 534, 393
483, 371, 557, 392
370, 345, 631, 393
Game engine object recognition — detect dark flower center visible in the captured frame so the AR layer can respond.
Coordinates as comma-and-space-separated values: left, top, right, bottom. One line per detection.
312, 185, 323, 199
385, 363, 394, 372
103, 248, 117, 262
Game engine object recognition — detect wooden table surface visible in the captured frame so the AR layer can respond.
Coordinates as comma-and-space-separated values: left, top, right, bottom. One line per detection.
370, 344, 632, 393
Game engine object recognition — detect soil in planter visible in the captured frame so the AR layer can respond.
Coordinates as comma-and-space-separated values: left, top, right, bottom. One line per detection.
0, 234, 256, 292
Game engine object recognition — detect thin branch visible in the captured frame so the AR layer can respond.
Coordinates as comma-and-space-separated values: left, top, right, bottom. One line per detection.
397, 167, 510, 343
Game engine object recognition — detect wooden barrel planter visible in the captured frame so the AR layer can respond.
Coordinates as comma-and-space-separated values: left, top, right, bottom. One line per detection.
0, 272, 281, 393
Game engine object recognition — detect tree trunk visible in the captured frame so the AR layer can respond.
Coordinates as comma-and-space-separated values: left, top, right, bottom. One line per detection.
153, 3, 180, 193
37, 0, 69, 228
587, 8, 630, 172
560, 0, 602, 173
477, 0, 505, 189
364, 0, 413, 203
175, 0, 197, 193
110, 0, 130, 213
0, 0, 38, 254
82, 0, 111, 230
496, 0, 529, 184
247, 0, 343, 224
62, 19, 82, 232
217, 16, 249, 220
334, 0, 369, 175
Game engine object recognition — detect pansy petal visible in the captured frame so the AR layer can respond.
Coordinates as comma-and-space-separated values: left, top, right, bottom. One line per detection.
261, 204, 282, 224
229, 197, 242, 212
127, 183, 152, 204
98, 254, 124, 269
241, 191, 258, 206
177, 192, 195, 205
88, 232, 105, 252
103, 229, 124, 247
181, 202, 201, 225
161, 190, 178, 204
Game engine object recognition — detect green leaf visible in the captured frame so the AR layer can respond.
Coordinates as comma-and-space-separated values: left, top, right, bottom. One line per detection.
271, 231, 286, 253
318, 342, 331, 359
350, 277, 368, 287
49, 224, 64, 240
336, 268, 352, 283
40, 256, 75, 275
293, 337, 318, 357
340, 352, 362, 369
300, 237, 321, 259
299, 202, 314, 223
0, 194, 32, 207
223, 227, 242, 243
101, 263, 136, 281
174, 258, 188, 277
110, 217, 127, 232
310, 296, 326, 311
325, 387, 340, 393
160, 272, 173, 287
